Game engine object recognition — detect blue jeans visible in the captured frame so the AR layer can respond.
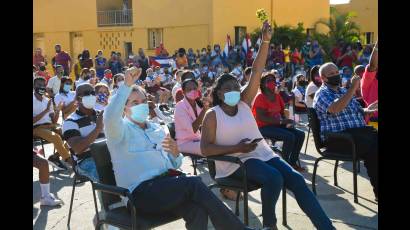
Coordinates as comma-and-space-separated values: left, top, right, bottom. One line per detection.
77, 158, 99, 182
131, 176, 250, 230
259, 125, 305, 165
229, 157, 334, 229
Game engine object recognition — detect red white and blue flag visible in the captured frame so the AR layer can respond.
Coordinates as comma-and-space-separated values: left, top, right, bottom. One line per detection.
223, 34, 231, 59
242, 33, 252, 54
149, 56, 175, 68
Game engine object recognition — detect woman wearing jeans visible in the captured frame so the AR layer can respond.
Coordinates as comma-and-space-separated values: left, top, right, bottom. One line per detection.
251, 73, 306, 172
200, 21, 334, 230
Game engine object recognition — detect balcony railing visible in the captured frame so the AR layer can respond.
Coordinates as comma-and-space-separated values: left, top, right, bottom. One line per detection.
97, 9, 133, 27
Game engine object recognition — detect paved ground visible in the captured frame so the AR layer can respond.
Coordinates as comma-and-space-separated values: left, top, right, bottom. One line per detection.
33, 124, 378, 230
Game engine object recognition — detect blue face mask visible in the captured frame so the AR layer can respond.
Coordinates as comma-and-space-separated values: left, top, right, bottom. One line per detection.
223, 91, 241, 106
130, 103, 149, 123
63, 84, 71, 93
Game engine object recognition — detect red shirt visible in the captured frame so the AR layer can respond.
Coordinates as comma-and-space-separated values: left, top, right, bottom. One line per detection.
33, 54, 45, 67
37, 71, 51, 84
252, 92, 285, 128
291, 51, 301, 64
331, 47, 341, 60
338, 54, 355, 68
54, 51, 71, 72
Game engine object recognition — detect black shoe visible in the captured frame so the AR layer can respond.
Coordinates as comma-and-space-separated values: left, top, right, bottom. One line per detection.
159, 105, 166, 112
47, 155, 68, 171
160, 104, 170, 111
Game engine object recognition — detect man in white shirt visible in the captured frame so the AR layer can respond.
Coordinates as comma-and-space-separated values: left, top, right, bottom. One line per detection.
47, 65, 64, 97
305, 65, 322, 108
33, 77, 73, 169
54, 77, 77, 119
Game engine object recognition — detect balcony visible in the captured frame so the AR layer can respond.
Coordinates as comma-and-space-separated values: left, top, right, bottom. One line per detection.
97, 9, 133, 27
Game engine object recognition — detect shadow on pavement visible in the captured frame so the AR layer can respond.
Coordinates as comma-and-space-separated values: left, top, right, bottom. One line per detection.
33, 205, 63, 230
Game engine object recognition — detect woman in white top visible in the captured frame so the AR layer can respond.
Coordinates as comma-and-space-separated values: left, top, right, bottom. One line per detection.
291, 74, 308, 113
305, 65, 322, 108
200, 22, 334, 230
75, 68, 91, 89
94, 83, 110, 112
111, 73, 125, 96
54, 77, 77, 120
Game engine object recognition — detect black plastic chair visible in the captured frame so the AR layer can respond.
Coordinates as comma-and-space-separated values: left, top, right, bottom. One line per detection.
90, 140, 181, 230
67, 150, 93, 227
206, 155, 287, 226
307, 108, 362, 203
167, 122, 205, 175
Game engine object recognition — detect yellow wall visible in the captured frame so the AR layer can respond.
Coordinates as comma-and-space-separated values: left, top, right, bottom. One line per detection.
33, 0, 97, 33
133, 0, 211, 28
333, 0, 378, 43
211, 0, 270, 47
164, 25, 210, 54
273, 0, 329, 30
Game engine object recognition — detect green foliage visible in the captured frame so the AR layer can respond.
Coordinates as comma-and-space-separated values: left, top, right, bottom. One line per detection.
314, 7, 361, 46
256, 8, 269, 23
250, 22, 307, 50
249, 7, 361, 61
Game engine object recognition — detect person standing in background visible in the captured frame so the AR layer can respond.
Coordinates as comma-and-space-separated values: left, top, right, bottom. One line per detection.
95, 50, 107, 80
53, 44, 72, 76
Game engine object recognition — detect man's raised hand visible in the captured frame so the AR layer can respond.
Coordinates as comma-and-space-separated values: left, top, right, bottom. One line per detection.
125, 67, 142, 86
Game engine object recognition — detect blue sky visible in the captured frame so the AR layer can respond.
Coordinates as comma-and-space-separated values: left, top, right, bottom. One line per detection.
330, 0, 350, 4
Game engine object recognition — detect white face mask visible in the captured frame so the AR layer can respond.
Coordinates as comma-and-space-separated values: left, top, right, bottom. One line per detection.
82, 95, 96, 109
117, 81, 124, 87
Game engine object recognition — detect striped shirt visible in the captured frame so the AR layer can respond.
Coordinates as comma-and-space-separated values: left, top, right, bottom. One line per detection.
313, 85, 366, 141
62, 109, 104, 161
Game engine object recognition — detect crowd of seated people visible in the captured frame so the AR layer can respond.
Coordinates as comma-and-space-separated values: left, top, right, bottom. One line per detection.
33, 21, 377, 230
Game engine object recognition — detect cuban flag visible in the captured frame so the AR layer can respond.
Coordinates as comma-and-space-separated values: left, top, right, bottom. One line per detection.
223, 34, 231, 59
242, 33, 252, 54
149, 56, 175, 68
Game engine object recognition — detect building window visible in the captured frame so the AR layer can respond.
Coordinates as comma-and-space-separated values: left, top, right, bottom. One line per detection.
306, 28, 315, 37
364, 32, 374, 44
235, 27, 247, 46
148, 28, 163, 50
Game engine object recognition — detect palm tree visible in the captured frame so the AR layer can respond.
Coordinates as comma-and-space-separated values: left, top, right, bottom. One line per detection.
314, 7, 361, 44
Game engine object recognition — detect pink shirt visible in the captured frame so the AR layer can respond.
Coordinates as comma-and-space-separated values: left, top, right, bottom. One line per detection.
361, 65, 378, 117
361, 65, 378, 105
174, 98, 202, 146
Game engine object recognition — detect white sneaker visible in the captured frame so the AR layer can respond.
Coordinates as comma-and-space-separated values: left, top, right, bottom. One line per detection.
40, 194, 63, 206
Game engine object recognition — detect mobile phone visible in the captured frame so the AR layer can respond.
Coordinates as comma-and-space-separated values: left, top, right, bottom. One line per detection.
251, 138, 263, 144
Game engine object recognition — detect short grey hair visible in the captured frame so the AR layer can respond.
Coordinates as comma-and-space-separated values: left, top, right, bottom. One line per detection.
319, 62, 338, 77
126, 84, 147, 104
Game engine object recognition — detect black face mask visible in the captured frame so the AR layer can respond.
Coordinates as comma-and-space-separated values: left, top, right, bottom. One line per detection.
35, 87, 46, 95
326, 74, 341, 86
84, 75, 91, 81
39, 66, 46, 71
